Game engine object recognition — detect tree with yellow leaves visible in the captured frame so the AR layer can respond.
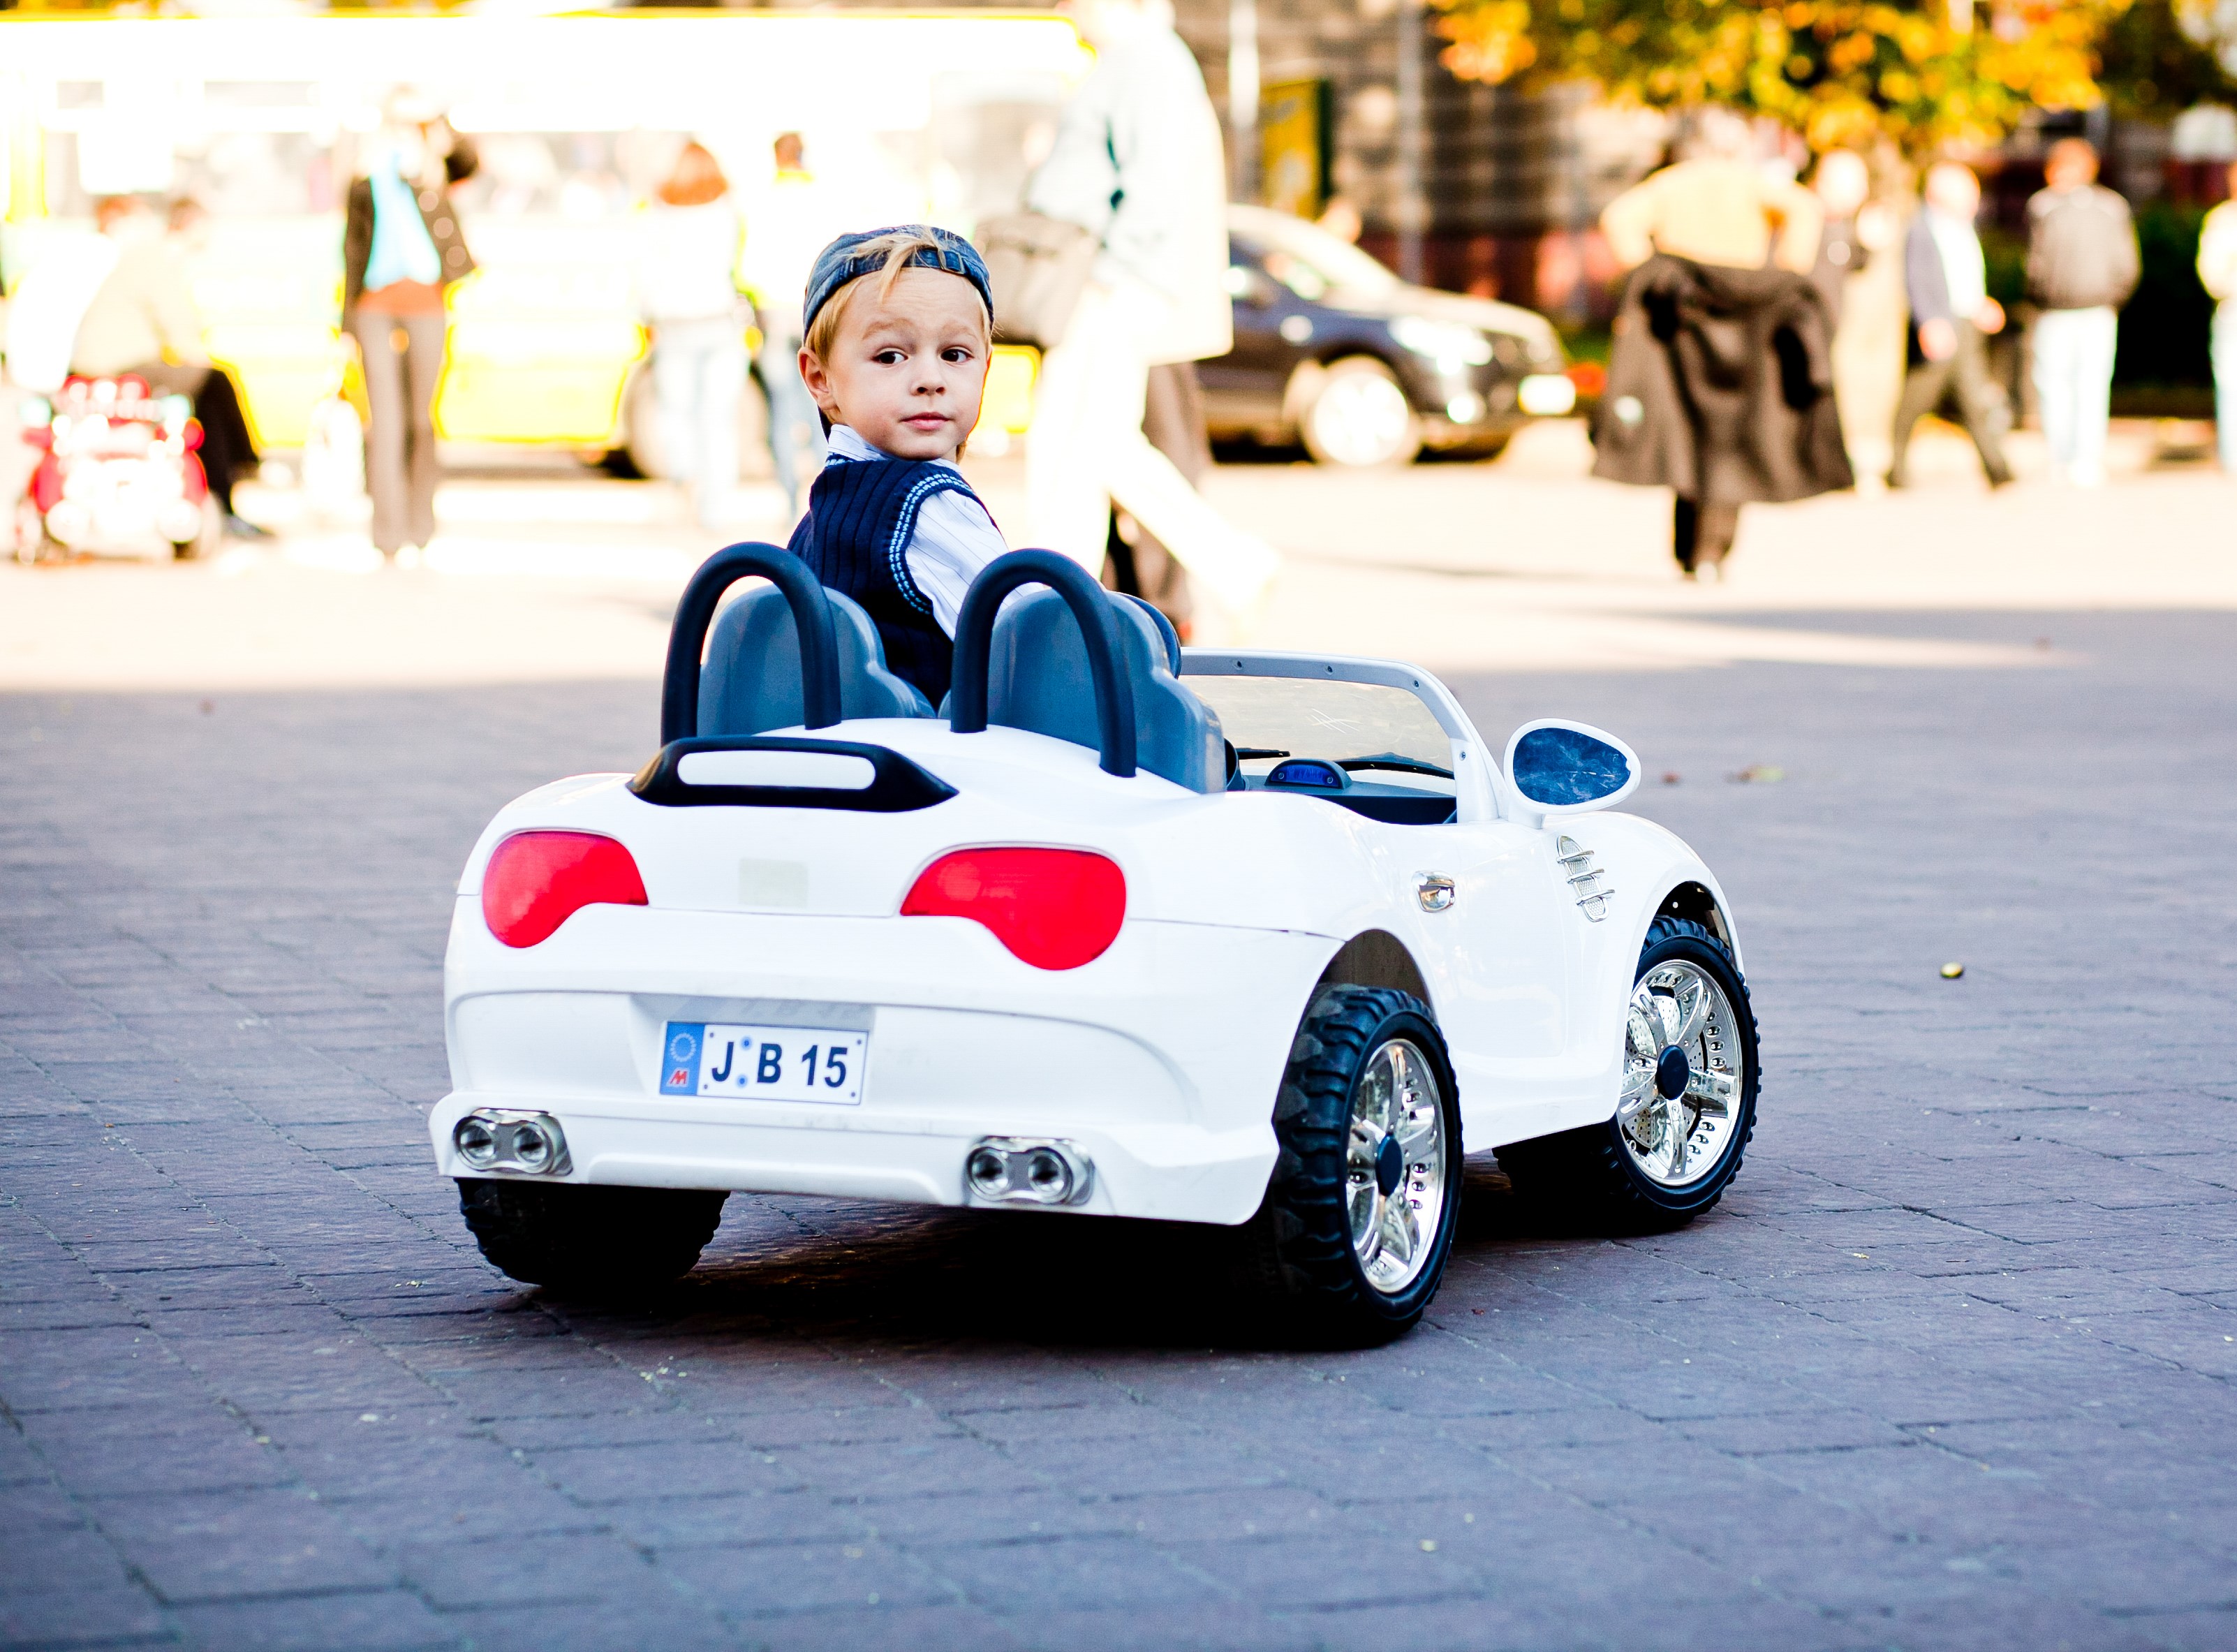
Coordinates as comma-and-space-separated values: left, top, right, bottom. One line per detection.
1433, 0, 2229, 153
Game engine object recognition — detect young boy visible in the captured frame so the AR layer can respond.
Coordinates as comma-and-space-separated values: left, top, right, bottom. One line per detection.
789, 226, 1007, 706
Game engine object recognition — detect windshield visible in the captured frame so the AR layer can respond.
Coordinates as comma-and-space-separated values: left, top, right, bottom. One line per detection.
1228, 205, 1402, 297
1188, 676, 1456, 791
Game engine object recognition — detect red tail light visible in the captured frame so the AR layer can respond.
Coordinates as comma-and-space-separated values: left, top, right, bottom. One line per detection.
901, 848, 1125, 970
482, 832, 647, 948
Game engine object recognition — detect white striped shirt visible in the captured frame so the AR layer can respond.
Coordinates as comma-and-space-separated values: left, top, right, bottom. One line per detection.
822, 425, 1008, 636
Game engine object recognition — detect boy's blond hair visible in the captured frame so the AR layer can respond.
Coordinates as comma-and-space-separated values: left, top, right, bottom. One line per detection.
802, 226, 992, 360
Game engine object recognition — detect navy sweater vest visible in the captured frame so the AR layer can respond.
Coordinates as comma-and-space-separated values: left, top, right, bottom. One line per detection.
788, 457, 984, 707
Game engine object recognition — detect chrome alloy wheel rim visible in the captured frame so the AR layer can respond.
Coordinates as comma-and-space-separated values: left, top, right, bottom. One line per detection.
1345, 1038, 1447, 1293
1312, 374, 1413, 466
1618, 961, 1742, 1187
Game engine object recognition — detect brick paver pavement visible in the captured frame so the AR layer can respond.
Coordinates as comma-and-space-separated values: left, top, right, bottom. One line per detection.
4, 607, 2235, 1651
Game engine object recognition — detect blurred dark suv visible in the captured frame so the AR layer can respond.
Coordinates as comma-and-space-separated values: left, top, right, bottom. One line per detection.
1203, 205, 1579, 467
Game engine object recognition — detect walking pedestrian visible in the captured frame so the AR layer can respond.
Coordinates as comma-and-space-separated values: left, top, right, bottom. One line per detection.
2196, 161, 2237, 473
1889, 162, 2013, 489
342, 91, 477, 561
1807, 151, 1872, 326
1596, 110, 1838, 579
1022, 0, 1278, 629
638, 142, 748, 531
739, 133, 839, 519
1103, 362, 1209, 635
69, 196, 268, 536
1813, 149, 1907, 491
2025, 138, 2138, 487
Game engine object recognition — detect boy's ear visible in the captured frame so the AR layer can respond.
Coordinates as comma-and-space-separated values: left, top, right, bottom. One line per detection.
797, 346, 839, 417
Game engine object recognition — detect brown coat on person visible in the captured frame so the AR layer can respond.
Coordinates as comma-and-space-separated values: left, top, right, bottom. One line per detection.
1591, 253, 1853, 506
341, 138, 479, 323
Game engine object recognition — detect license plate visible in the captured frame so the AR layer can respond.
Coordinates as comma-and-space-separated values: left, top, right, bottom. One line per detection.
658, 1022, 866, 1105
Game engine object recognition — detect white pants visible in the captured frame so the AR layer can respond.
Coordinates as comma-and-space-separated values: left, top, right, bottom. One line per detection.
654, 317, 748, 529
1026, 283, 1278, 620
2213, 300, 2237, 473
2030, 306, 2118, 485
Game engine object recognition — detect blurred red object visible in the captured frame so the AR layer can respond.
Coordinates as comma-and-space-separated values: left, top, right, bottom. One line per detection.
30, 454, 63, 512
1565, 361, 1607, 399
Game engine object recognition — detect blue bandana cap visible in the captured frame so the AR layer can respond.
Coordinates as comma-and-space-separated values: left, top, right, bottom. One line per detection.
802, 226, 994, 337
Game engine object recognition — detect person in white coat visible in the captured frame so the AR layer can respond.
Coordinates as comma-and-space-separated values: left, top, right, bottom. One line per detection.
739, 133, 844, 519
2198, 163, 2237, 475
638, 142, 748, 531
1024, 0, 1278, 630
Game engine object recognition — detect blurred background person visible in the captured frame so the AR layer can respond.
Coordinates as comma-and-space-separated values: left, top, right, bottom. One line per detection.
1889, 162, 2012, 490
1103, 364, 1209, 635
1807, 150, 1872, 325
637, 142, 747, 532
343, 91, 477, 561
5, 209, 121, 397
1597, 109, 1831, 579
2197, 160, 2237, 475
1024, 0, 1278, 629
70, 195, 267, 538
740, 133, 839, 519
1812, 149, 1906, 490
2025, 138, 2137, 488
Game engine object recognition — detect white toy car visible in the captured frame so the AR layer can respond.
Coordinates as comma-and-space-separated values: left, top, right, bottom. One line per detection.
434, 547, 1759, 1342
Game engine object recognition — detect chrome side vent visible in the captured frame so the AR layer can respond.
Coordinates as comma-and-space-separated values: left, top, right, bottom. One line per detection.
1556, 834, 1614, 922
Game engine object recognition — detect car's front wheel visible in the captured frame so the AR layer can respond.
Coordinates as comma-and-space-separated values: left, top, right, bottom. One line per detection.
1233, 985, 1461, 1344
1497, 915, 1759, 1231
458, 1179, 728, 1295
1299, 357, 1422, 468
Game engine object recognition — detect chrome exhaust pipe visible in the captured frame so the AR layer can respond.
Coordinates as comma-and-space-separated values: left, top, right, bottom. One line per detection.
965, 1137, 1093, 1207
453, 1109, 572, 1177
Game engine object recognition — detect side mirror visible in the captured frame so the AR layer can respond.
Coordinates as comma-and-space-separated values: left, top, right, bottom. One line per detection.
1504, 719, 1639, 816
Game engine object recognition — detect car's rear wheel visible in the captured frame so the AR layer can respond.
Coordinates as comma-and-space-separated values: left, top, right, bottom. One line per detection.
1233, 985, 1461, 1344
1497, 916, 1759, 1232
458, 1179, 728, 1295
1299, 357, 1421, 468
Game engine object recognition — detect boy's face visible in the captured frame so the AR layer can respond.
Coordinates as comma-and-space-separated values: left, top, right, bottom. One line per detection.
799, 268, 989, 462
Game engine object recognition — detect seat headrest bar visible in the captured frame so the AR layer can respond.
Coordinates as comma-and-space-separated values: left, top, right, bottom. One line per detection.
661, 543, 842, 744
947, 550, 1139, 779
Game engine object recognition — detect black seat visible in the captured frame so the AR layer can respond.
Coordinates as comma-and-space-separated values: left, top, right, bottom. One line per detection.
700, 585, 933, 736
945, 552, 1225, 794
658, 543, 941, 744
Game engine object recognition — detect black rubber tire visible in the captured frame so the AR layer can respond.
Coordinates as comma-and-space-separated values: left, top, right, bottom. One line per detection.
1496, 915, 1759, 1234
1233, 986, 1463, 1345
457, 1179, 728, 1294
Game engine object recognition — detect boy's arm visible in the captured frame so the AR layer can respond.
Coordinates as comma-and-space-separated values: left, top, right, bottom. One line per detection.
906, 486, 1010, 637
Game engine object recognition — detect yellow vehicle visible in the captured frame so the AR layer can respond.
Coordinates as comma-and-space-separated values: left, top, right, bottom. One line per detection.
0, 10, 1075, 462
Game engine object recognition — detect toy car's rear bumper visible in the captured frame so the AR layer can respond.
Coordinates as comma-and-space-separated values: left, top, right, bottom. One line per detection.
434, 901, 1337, 1226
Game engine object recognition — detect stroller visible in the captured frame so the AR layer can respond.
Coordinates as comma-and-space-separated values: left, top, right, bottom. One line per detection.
14, 374, 220, 563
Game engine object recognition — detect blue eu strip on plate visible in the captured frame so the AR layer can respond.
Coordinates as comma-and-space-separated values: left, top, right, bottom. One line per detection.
660, 1021, 866, 1105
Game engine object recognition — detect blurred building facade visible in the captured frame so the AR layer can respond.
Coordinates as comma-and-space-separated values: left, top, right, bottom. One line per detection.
1168, 0, 1666, 318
